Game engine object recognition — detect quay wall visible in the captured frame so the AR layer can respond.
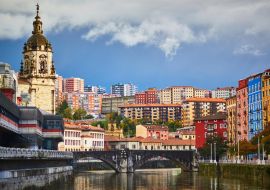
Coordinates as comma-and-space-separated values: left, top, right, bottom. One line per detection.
199, 163, 270, 186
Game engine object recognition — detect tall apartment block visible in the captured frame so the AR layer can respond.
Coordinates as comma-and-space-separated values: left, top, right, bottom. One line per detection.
119, 104, 181, 123
211, 87, 236, 99
248, 73, 263, 139
181, 97, 226, 126
159, 86, 210, 104
111, 83, 138, 96
135, 88, 159, 104
84, 85, 106, 94
236, 78, 249, 141
64, 77, 84, 93
226, 96, 237, 146
262, 69, 270, 129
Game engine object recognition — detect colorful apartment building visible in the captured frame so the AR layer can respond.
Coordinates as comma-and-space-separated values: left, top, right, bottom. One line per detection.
226, 96, 237, 145
236, 79, 249, 140
194, 112, 228, 148
262, 69, 270, 128
64, 77, 84, 93
136, 125, 169, 140
248, 73, 263, 139
135, 88, 158, 104
181, 98, 226, 126
119, 104, 181, 123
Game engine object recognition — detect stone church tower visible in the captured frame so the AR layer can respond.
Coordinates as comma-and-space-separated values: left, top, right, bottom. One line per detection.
18, 4, 56, 114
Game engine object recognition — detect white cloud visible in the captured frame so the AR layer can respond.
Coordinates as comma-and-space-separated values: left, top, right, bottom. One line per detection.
0, 0, 270, 57
233, 45, 265, 56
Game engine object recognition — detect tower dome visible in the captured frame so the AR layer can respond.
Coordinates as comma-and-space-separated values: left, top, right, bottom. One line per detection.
24, 4, 52, 52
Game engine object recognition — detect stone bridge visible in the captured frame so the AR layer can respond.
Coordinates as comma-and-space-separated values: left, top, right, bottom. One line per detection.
73, 149, 198, 173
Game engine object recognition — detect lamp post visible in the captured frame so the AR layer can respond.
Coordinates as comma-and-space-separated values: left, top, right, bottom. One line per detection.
262, 135, 265, 165
257, 136, 261, 164
237, 134, 240, 164
214, 142, 217, 164
210, 143, 213, 163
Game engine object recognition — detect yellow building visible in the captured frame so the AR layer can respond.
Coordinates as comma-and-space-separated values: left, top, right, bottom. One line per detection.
226, 96, 237, 146
18, 5, 56, 113
181, 98, 226, 126
105, 123, 124, 138
262, 69, 270, 128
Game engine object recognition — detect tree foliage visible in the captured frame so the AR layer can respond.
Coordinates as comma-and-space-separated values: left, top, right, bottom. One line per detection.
198, 135, 228, 161
56, 100, 69, 117
73, 108, 87, 120
63, 107, 73, 119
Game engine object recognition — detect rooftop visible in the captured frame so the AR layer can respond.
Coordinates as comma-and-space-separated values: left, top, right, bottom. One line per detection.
194, 112, 227, 121
119, 103, 182, 108
184, 97, 226, 103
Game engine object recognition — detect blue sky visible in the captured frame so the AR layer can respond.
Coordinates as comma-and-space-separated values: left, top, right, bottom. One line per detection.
0, 0, 269, 91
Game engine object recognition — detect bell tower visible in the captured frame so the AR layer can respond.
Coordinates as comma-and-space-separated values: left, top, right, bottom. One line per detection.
18, 4, 56, 114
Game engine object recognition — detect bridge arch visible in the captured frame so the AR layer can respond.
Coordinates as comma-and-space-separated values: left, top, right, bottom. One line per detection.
132, 154, 192, 172
73, 151, 120, 172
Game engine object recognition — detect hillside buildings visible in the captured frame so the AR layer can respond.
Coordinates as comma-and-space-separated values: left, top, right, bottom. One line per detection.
181, 98, 226, 126
18, 5, 56, 114
211, 87, 236, 99
135, 88, 159, 104
101, 96, 135, 114
119, 104, 181, 123
64, 77, 84, 93
111, 83, 138, 96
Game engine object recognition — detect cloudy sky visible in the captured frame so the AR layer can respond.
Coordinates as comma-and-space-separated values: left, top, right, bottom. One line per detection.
0, 0, 269, 91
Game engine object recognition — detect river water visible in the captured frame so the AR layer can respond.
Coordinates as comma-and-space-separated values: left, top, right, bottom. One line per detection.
14, 168, 268, 190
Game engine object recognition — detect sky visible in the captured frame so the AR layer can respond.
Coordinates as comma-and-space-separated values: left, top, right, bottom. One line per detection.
0, 0, 269, 92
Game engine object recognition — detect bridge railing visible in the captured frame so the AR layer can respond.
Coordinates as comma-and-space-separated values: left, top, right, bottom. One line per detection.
199, 159, 270, 165
0, 146, 73, 159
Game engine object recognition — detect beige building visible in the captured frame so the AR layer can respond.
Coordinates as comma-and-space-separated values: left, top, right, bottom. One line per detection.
119, 104, 181, 123
226, 96, 237, 146
182, 98, 226, 126
105, 123, 124, 138
58, 120, 105, 151
101, 95, 135, 114
18, 5, 56, 114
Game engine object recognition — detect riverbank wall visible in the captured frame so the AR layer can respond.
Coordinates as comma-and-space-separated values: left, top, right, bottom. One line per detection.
199, 163, 270, 185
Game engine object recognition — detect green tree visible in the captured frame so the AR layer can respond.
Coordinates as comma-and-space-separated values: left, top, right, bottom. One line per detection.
120, 118, 136, 137
63, 107, 73, 119
250, 125, 270, 155
73, 108, 87, 120
165, 120, 182, 132
56, 100, 69, 116
85, 114, 94, 119
92, 120, 108, 130
198, 135, 228, 161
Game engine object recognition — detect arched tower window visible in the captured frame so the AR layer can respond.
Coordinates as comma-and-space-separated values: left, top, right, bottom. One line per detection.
39, 54, 47, 74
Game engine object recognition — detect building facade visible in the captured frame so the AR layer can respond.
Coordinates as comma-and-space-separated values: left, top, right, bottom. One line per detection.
136, 125, 169, 140
236, 79, 249, 140
101, 95, 135, 114
211, 87, 236, 99
181, 98, 226, 126
262, 69, 270, 128
248, 74, 263, 139
135, 88, 158, 104
18, 5, 56, 114
226, 96, 237, 146
64, 77, 84, 93
119, 104, 181, 123
111, 83, 138, 96
195, 113, 228, 148
0, 63, 17, 102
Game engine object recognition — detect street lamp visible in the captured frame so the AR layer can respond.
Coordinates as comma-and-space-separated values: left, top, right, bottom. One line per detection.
237, 134, 240, 164
210, 143, 213, 163
257, 135, 261, 164
262, 135, 265, 165
214, 142, 217, 164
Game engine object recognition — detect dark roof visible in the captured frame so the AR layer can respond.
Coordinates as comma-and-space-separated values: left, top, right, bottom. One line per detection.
0, 92, 20, 118
194, 112, 227, 121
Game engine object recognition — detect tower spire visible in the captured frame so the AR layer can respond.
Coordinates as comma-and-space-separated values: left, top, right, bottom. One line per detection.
32, 3, 43, 34
36, 3, 39, 16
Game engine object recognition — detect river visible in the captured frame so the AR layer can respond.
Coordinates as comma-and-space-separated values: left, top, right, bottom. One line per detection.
2, 168, 269, 190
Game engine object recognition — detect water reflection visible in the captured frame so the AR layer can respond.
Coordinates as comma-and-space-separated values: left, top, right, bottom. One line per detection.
2, 168, 266, 190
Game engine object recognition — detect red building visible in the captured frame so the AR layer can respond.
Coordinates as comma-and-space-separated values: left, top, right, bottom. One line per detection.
194, 112, 227, 148
135, 88, 158, 104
